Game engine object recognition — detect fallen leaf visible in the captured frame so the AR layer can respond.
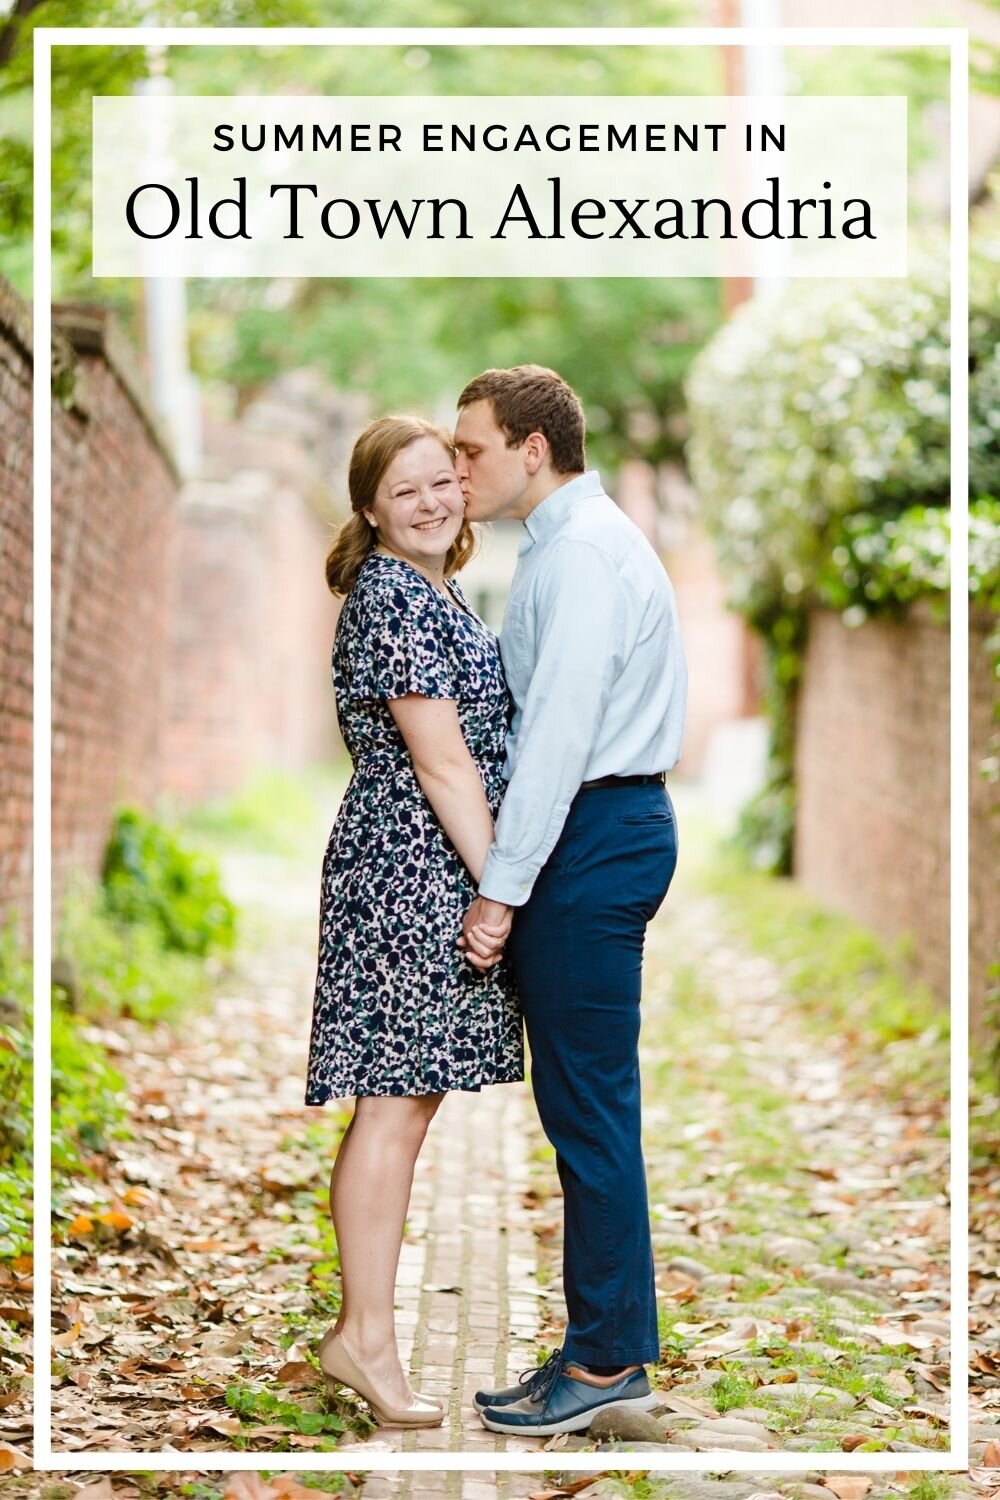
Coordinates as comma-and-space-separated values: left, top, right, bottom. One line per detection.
840, 1435, 869, 1452
76, 1481, 119, 1499
67, 1215, 95, 1236
656, 1389, 717, 1417
773, 1369, 798, 1383
272, 1480, 342, 1499
0, 1443, 32, 1472
902, 1403, 948, 1426
52, 1321, 82, 1348
123, 1187, 154, 1206
983, 1441, 1000, 1467
529, 1479, 609, 1500
223, 1478, 276, 1500
688, 1318, 759, 1360
97, 1210, 135, 1231
275, 1360, 320, 1387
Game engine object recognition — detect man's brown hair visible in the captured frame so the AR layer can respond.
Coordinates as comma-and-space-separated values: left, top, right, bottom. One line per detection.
457, 364, 586, 475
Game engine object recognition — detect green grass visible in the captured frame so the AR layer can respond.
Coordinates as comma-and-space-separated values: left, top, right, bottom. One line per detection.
689, 842, 948, 1098
906, 1473, 954, 1500
179, 762, 351, 857
0, 920, 32, 1262
56, 872, 216, 1027
712, 1366, 756, 1412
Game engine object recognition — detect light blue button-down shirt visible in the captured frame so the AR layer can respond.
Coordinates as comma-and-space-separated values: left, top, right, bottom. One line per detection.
478, 469, 688, 907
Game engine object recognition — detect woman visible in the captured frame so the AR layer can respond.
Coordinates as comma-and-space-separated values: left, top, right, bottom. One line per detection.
305, 414, 522, 1428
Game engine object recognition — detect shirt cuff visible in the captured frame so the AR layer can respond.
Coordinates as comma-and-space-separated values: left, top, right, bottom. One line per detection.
478, 848, 537, 907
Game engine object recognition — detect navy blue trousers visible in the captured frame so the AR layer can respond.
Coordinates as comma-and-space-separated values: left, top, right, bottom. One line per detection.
509, 781, 678, 1367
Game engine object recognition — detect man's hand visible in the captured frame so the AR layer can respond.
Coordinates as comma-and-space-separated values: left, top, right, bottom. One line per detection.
459, 895, 513, 971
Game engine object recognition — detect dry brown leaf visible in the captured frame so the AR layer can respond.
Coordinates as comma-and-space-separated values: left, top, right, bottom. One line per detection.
52, 1320, 82, 1348
271, 1479, 344, 1498
823, 1479, 872, 1500
840, 1435, 869, 1452
275, 1360, 320, 1386
222, 1477, 276, 1500
67, 1215, 95, 1235
783, 1319, 810, 1341
902, 1403, 948, 1426
773, 1370, 798, 1383
11, 1255, 32, 1275
123, 1187, 154, 1206
688, 1318, 759, 1360
656, 1389, 717, 1417
97, 1210, 135, 1231
983, 1440, 1000, 1467
0, 1443, 32, 1472
528, 1477, 610, 1500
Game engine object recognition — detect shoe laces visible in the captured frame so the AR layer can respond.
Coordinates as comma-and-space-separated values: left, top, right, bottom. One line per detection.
518, 1347, 565, 1403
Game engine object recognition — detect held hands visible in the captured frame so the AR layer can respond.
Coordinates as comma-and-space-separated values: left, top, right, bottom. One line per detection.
458, 895, 513, 971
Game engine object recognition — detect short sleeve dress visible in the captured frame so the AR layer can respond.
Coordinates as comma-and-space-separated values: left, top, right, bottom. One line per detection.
305, 551, 524, 1102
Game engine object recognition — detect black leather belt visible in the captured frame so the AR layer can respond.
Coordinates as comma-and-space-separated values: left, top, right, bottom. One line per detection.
580, 772, 666, 791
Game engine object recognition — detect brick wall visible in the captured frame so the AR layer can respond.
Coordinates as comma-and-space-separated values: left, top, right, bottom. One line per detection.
161, 378, 355, 805
0, 280, 33, 941
50, 306, 180, 920
794, 605, 951, 1001
970, 609, 999, 1043
667, 521, 760, 774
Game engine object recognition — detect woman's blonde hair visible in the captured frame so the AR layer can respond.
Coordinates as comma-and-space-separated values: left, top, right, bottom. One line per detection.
325, 414, 477, 596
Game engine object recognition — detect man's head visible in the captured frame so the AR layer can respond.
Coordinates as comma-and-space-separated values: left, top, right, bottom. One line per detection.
454, 365, 586, 522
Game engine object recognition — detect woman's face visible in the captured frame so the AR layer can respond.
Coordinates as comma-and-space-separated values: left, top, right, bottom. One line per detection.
364, 436, 465, 569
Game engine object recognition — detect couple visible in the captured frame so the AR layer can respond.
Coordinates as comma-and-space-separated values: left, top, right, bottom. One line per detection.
305, 365, 688, 1438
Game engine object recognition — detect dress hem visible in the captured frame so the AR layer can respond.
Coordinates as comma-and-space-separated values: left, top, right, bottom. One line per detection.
305, 1070, 525, 1106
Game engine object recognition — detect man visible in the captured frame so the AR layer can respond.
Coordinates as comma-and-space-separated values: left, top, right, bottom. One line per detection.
453, 365, 688, 1437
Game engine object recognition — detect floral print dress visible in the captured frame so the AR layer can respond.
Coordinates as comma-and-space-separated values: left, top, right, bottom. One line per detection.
305, 552, 524, 1102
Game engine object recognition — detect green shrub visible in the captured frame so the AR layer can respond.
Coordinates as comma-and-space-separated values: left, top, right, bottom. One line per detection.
102, 807, 237, 957
0, 922, 31, 1261
57, 873, 215, 1025
685, 234, 1000, 868
50, 1005, 129, 1184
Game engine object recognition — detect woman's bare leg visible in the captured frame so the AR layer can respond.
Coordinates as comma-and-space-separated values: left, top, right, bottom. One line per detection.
327, 1093, 444, 1406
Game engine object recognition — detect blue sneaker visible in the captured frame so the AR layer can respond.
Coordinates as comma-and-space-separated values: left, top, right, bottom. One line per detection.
472, 1347, 565, 1413
479, 1350, 659, 1436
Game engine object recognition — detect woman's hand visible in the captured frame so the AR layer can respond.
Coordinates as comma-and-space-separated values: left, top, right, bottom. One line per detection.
459, 896, 513, 970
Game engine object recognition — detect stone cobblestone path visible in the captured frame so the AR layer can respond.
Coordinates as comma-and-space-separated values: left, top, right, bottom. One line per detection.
35, 782, 979, 1499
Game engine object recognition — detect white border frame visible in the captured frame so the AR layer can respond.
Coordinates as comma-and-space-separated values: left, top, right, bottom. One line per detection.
32, 24, 970, 1474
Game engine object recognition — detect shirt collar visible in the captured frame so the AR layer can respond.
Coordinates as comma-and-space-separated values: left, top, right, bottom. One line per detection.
523, 469, 604, 543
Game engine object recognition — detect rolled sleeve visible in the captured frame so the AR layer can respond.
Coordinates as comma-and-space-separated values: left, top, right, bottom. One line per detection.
479, 540, 623, 906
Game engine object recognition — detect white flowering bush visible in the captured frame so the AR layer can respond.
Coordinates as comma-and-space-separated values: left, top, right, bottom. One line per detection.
686, 245, 999, 627
684, 239, 1000, 870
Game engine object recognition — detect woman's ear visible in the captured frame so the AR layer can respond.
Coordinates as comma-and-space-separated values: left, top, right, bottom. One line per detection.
362, 510, 377, 529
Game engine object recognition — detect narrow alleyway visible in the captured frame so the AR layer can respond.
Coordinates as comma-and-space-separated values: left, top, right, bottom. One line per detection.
47, 786, 959, 1479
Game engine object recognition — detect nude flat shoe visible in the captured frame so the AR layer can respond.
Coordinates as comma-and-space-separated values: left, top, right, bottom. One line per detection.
319, 1330, 444, 1428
